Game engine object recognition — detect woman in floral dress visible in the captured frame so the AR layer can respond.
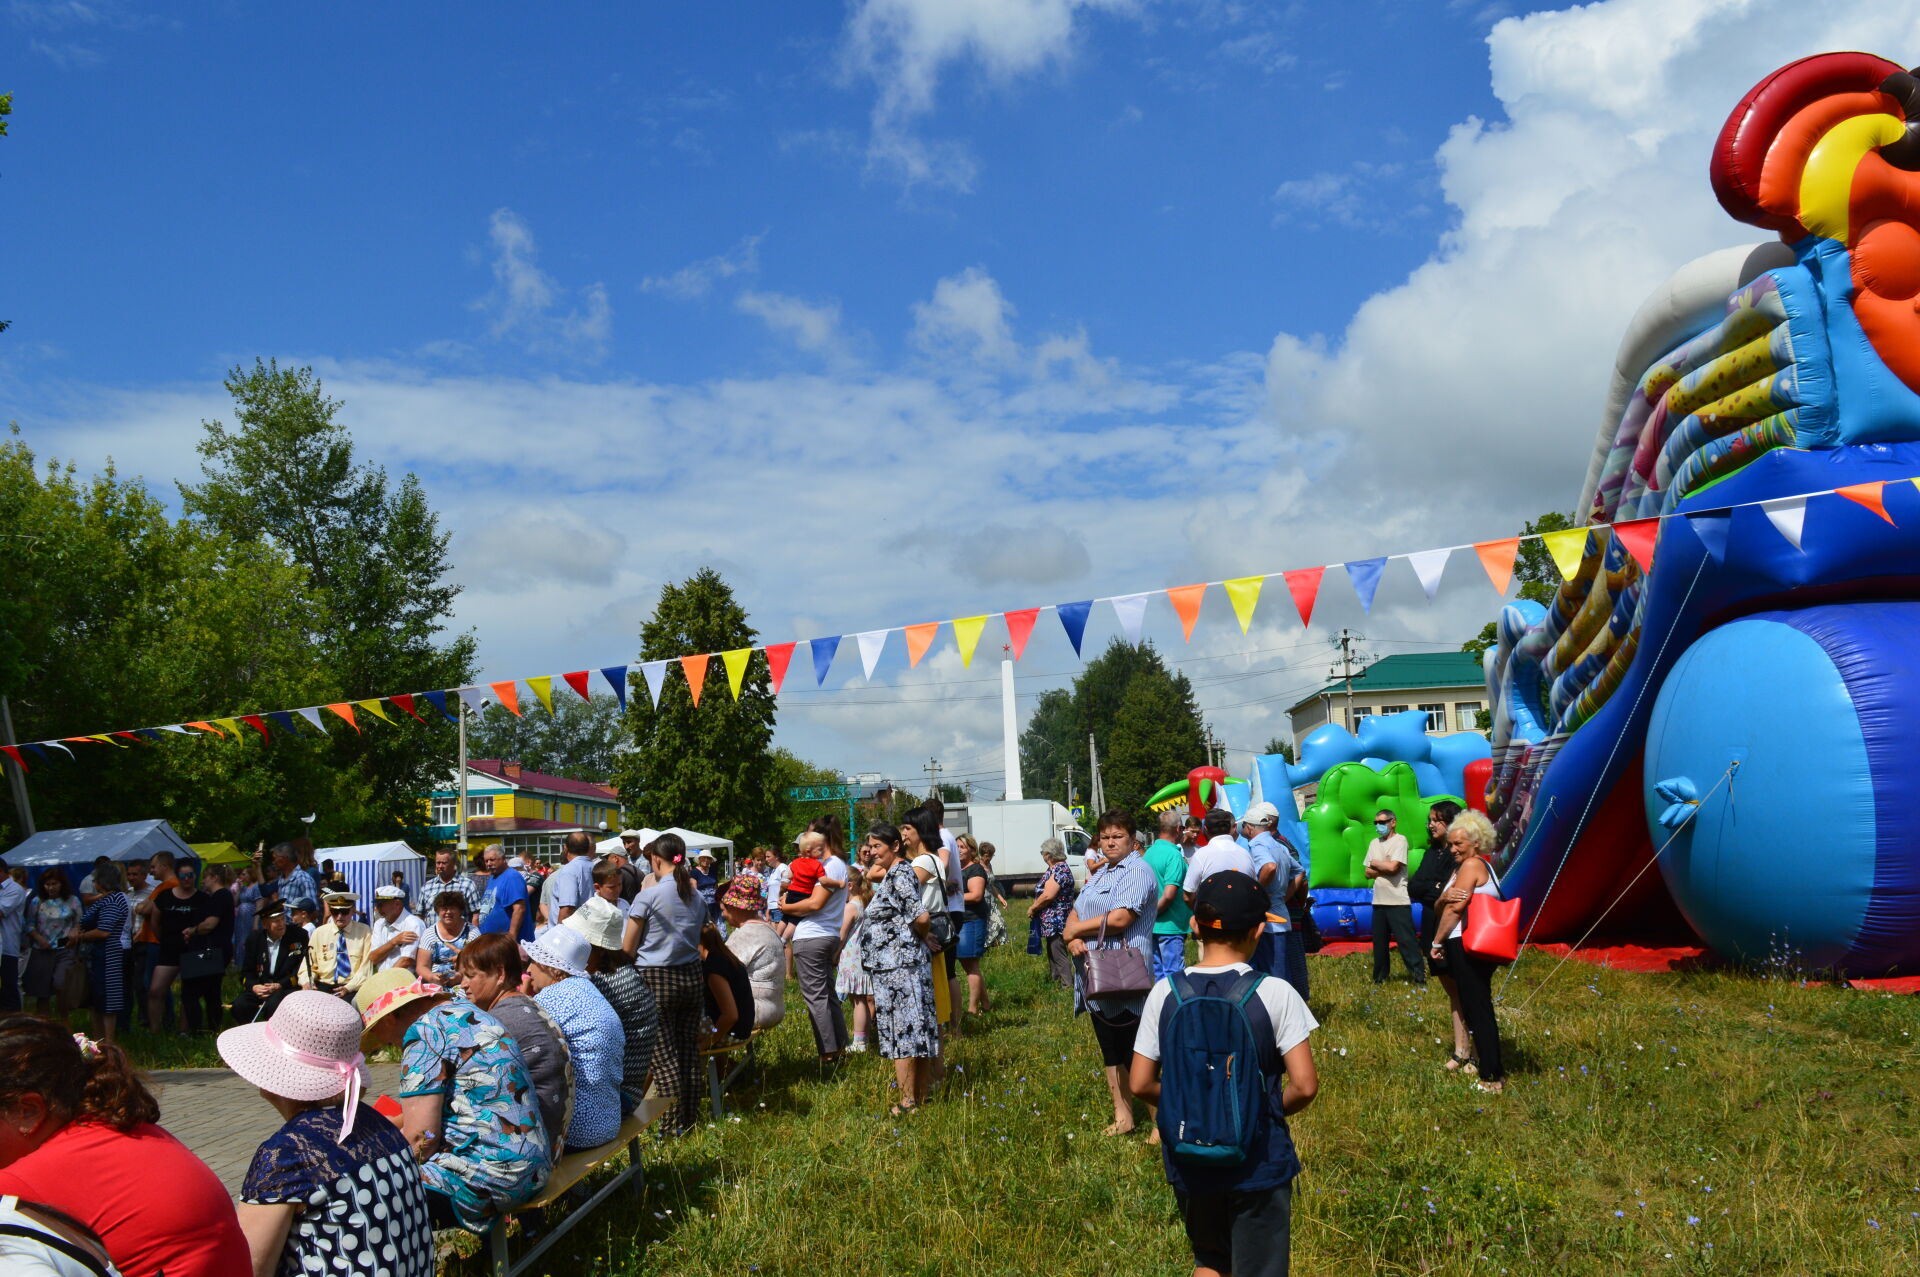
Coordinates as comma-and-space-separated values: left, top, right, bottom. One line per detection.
857, 823, 940, 1114
1032, 840, 1078, 987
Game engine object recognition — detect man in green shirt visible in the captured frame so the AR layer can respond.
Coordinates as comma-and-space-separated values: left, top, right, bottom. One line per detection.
1144, 809, 1193, 978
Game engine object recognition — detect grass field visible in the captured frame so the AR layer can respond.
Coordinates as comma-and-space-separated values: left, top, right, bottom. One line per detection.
100, 909, 1920, 1275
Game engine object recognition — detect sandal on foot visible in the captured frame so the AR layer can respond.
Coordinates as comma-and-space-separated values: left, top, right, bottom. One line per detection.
1443, 1052, 1475, 1073
888, 1103, 918, 1117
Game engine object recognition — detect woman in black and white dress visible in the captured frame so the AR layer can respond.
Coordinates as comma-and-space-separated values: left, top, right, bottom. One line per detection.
857, 824, 940, 1114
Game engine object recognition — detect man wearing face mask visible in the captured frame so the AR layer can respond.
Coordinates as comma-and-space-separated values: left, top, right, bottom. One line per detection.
1364, 809, 1425, 985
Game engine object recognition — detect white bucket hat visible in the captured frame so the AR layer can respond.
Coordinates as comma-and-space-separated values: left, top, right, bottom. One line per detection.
526, 924, 591, 978
562, 895, 626, 952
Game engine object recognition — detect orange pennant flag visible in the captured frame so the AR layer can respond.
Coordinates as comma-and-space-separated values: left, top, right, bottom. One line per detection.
681, 654, 710, 707
1166, 584, 1206, 641
489, 680, 522, 717
903, 622, 939, 668
1473, 538, 1520, 595
325, 703, 360, 733
1835, 480, 1894, 524
182, 722, 224, 737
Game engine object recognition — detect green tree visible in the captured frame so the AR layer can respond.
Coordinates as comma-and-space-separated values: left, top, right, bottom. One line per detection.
1461, 511, 1576, 659
1019, 688, 1077, 807
467, 694, 627, 781
766, 747, 843, 842
180, 361, 476, 839
1262, 736, 1295, 763
1102, 675, 1208, 819
610, 569, 780, 848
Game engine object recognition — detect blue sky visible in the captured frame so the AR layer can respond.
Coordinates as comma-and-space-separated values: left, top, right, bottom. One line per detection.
8, 0, 1920, 791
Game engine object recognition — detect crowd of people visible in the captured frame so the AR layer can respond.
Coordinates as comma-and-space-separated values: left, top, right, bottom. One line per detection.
0, 795, 1508, 1277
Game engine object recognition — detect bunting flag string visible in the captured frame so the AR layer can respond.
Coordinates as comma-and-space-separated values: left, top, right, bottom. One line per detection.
16, 473, 1912, 761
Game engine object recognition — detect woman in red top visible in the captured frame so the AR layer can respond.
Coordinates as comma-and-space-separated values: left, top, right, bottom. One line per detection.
0, 1015, 249, 1277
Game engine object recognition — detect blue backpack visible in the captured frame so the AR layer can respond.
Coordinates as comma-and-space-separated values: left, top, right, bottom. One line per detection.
1155, 969, 1281, 1166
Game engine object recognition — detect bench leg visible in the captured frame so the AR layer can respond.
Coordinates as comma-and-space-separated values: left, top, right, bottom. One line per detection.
707, 1055, 724, 1120
490, 1219, 511, 1277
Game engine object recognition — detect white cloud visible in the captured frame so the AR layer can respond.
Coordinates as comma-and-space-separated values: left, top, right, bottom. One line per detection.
735, 291, 845, 355
640, 234, 764, 299
911, 266, 1019, 363
455, 510, 628, 590
1270, 161, 1417, 230
473, 209, 612, 361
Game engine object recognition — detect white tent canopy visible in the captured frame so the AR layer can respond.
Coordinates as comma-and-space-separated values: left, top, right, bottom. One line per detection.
5, 819, 194, 867
597, 827, 663, 855
666, 826, 734, 854
316, 841, 428, 909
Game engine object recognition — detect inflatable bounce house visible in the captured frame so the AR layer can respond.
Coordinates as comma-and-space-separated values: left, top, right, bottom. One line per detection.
1475, 52, 1920, 976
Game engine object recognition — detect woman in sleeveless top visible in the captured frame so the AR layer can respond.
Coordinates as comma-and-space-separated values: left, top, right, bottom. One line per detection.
1427, 810, 1506, 1093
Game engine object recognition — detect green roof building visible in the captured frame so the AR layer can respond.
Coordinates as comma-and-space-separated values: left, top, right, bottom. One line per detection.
1287, 651, 1488, 743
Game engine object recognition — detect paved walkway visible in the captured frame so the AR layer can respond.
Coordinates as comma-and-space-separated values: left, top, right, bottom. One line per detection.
150, 1064, 403, 1196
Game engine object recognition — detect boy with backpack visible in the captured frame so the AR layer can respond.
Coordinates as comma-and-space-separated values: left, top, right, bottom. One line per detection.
1129, 870, 1319, 1277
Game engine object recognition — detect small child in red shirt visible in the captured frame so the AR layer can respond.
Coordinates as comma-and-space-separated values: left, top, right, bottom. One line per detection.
783, 832, 827, 906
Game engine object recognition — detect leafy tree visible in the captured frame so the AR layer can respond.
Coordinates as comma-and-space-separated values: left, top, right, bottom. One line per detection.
467, 694, 627, 782
1461, 511, 1576, 658
1263, 736, 1295, 763
765, 747, 843, 842
1103, 675, 1209, 818
610, 569, 780, 848
1018, 688, 1078, 808
180, 360, 475, 838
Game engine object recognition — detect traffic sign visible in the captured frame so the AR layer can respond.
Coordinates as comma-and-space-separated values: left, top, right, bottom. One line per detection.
1070, 804, 1086, 821
786, 784, 850, 802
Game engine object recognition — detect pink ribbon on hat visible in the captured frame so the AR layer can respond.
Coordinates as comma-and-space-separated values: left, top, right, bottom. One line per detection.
262, 1023, 368, 1142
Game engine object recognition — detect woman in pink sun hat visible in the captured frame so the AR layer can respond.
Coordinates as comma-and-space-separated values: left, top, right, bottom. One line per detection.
219, 990, 433, 1276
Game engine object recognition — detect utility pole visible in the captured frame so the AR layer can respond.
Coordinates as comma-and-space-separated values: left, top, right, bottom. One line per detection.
1088, 733, 1103, 815
923, 757, 943, 799
1066, 762, 1074, 811
1333, 628, 1364, 731
457, 697, 470, 855
0, 696, 34, 837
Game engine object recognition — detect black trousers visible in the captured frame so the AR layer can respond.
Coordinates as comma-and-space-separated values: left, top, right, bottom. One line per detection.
1441, 937, 1505, 1081
0, 955, 18, 1011
229, 984, 294, 1026
1371, 904, 1426, 983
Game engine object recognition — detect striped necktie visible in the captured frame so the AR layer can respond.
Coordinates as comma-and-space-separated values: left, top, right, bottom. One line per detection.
334, 930, 351, 981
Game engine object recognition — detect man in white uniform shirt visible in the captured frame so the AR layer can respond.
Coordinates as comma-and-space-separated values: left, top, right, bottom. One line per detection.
1183, 808, 1255, 900
366, 886, 425, 973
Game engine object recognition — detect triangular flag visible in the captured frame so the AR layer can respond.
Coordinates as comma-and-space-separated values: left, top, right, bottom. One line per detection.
421, 690, 456, 723
22, 743, 47, 760
241, 714, 271, 741
391, 693, 426, 724
1612, 518, 1660, 572
489, 681, 522, 717
527, 676, 555, 715
1760, 497, 1806, 550
1344, 559, 1386, 614
903, 622, 939, 668
856, 630, 890, 680
1110, 594, 1150, 644
457, 686, 491, 717
722, 648, 752, 700
1222, 577, 1262, 634
184, 721, 223, 737
269, 710, 300, 736
1283, 568, 1324, 628
213, 719, 242, 740
810, 636, 841, 686
137, 729, 164, 742
1003, 609, 1038, 659
1165, 585, 1206, 641
680, 654, 710, 707
600, 666, 628, 710
1541, 527, 1590, 580
640, 660, 669, 707
1057, 600, 1094, 654
325, 704, 360, 733
1471, 540, 1519, 595
1686, 509, 1730, 562
766, 642, 797, 692
89, 734, 124, 747
157, 724, 194, 735
41, 741, 72, 758
114, 731, 143, 744
1407, 548, 1451, 601
952, 617, 987, 668
1835, 480, 1894, 523
1, 745, 25, 773
297, 707, 327, 734
562, 671, 592, 702
358, 699, 396, 726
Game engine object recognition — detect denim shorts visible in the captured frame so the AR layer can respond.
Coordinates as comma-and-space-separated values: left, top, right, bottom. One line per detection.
955, 916, 988, 959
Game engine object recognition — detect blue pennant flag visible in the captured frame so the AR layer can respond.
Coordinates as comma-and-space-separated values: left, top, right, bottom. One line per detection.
422, 689, 457, 723
23, 743, 47, 761
1345, 557, 1387, 614
599, 666, 629, 711
811, 635, 842, 686
1686, 508, 1731, 562
269, 710, 300, 736
1057, 600, 1093, 656
137, 729, 165, 742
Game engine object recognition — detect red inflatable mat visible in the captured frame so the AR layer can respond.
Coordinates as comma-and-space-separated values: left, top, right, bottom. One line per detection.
1312, 939, 1920, 989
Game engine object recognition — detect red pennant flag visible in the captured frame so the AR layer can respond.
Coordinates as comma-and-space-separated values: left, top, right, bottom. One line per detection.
1283, 568, 1324, 628
489, 680, 522, 717
325, 703, 361, 733
562, 671, 592, 702
903, 622, 938, 668
765, 642, 796, 694
1165, 584, 1206, 641
1003, 608, 1039, 660
114, 732, 143, 743
1835, 480, 1894, 523
391, 693, 426, 724
1612, 518, 1660, 572
1, 745, 26, 773
241, 715, 270, 741
1473, 538, 1520, 595
681, 654, 710, 707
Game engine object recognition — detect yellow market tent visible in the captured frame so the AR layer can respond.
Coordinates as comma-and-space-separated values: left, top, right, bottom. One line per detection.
189, 841, 251, 865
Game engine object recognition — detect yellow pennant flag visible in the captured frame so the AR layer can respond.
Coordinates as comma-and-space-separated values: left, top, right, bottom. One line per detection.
214, 717, 242, 739
357, 699, 395, 726
722, 648, 752, 700
526, 676, 555, 715
88, 733, 124, 747
952, 615, 988, 667
1541, 527, 1590, 581
1223, 576, 1264, 634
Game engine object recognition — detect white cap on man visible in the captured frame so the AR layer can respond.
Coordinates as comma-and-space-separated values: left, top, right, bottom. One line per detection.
1242, 801, 1280, 829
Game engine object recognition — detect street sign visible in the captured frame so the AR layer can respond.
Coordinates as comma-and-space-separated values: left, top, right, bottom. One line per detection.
786, 784, 850, 802
1070, 804, 1086, 821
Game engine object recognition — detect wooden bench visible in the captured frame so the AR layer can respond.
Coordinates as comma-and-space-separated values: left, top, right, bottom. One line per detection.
698, 1027, 770, 1120
480, 1094, 672, 1276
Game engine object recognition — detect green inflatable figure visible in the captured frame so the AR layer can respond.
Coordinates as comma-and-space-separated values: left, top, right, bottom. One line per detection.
1302, 761, 1461, 889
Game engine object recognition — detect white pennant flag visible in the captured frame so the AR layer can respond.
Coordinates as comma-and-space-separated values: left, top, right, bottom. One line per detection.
856, 629, 890, 680
42, 741, 72, 758
1110, 593, 1150, 644
640, 660, 670, 707
1761, 496, 1806, 549
157, 724, 194, 734
296, 706, 328, 734
456, 687, 491, 717
1407, 547, 1452, 601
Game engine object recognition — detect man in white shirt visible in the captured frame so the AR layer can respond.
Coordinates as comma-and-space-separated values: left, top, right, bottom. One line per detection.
1183, 809, 1255, 899
0, 860, 28, 1011
367, 886, 425, 973
779, 831, 851, 1062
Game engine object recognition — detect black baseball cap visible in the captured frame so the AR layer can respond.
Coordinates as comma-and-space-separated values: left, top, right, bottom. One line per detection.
1194, 870, 1279, 934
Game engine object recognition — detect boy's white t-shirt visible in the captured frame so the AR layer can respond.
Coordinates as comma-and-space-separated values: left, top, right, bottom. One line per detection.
1133, 962, 1318, 1062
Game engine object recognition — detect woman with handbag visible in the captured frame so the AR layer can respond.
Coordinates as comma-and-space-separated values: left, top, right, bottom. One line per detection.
1409, 800, 1477, 1074
1427, 809, 1507, 1094
1062, 810, 1160, 1136
180, 865, 234, 1034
